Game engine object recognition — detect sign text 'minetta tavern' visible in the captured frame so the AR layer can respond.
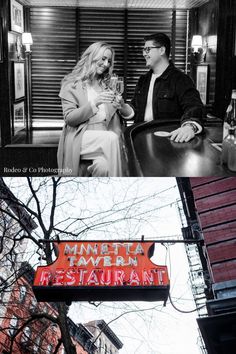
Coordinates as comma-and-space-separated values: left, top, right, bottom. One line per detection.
33, 242, 170, 288
64, 242, 145, 267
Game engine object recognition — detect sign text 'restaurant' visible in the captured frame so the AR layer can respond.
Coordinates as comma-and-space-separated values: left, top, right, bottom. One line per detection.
34, 242, 169, 288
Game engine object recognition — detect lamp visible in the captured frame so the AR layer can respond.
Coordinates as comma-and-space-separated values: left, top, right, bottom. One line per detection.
191, 35, 203, 53
191, 35, 206, 64
22, 32, 33, 53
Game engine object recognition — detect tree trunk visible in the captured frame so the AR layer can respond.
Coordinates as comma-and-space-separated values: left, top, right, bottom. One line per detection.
56, 302, 77, 354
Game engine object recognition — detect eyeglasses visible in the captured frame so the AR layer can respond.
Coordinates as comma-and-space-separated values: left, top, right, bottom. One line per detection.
142, 46, 162, 53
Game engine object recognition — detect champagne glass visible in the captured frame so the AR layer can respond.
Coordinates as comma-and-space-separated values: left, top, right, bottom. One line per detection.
116, 77, 124, 95
109, 74, 118, 92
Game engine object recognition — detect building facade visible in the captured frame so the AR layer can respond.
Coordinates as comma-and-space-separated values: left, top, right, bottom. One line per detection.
85, 320, 123, 354
0, 262, 97, 354
0, 178, 98, 354
178, 177, 236, 354
0, 177, 37, 328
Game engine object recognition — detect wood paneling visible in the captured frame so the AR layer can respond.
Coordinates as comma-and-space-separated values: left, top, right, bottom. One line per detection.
212, 260, 236, 283
189, 176, 224, 187
175, 10, 189, 72
215, 0, 236, 118
126, 9, 172, 99
30, 7, 189, 126
190, 177, 236, 198
190, 177, 236, 284
78, 8, 125, 76
198, 205, 236, 229
208, 240, 236, 263
195, 190, 236, 212
203, 220, 236, 244
30, 7, 77, 127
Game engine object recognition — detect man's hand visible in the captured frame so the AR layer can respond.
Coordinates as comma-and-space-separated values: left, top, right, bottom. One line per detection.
111, 94, 124, 110
169, 125, 195, 143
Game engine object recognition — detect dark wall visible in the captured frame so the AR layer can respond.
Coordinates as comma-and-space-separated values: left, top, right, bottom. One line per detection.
0, 0, 11, 146
0, 0, 31, 147
198, 0, 218, 108
215, 0, 236, 118
189, 0, 218, 113
190, 0, 236, 119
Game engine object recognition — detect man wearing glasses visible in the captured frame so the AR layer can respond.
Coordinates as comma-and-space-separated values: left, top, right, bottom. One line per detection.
130, 32, 204, 142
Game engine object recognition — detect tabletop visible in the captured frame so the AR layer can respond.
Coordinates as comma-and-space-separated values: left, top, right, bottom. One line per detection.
124, 120, 235, 177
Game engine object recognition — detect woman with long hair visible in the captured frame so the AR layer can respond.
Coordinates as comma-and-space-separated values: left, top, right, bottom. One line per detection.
57, 41, 133, 176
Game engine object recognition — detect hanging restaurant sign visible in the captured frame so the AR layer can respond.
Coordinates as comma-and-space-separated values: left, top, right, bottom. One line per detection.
33, 241, 170, 302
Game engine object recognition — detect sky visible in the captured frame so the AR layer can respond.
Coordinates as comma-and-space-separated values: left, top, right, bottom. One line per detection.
5, 177, 203, 354
64, 177, 202, 354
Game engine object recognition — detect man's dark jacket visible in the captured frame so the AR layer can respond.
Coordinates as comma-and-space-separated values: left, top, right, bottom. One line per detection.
130, 62, 204, 127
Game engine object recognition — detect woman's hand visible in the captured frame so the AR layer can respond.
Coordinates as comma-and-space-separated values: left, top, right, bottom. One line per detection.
94, 91, 115, 107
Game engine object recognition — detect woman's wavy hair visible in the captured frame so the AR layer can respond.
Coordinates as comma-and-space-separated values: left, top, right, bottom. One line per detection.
61, 41, 115, 88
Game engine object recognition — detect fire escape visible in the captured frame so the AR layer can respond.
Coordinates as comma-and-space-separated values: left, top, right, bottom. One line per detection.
176, 198, 208, 354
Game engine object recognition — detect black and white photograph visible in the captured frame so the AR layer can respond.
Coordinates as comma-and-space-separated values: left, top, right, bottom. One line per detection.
10, 0, 24, 33
1, 0, 235, 177
13, 101, 25, 134
14, 62, 25, 100
196, 64, 208, 105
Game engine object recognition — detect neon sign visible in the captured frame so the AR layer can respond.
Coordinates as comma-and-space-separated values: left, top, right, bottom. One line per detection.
33, 241, 170, 302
